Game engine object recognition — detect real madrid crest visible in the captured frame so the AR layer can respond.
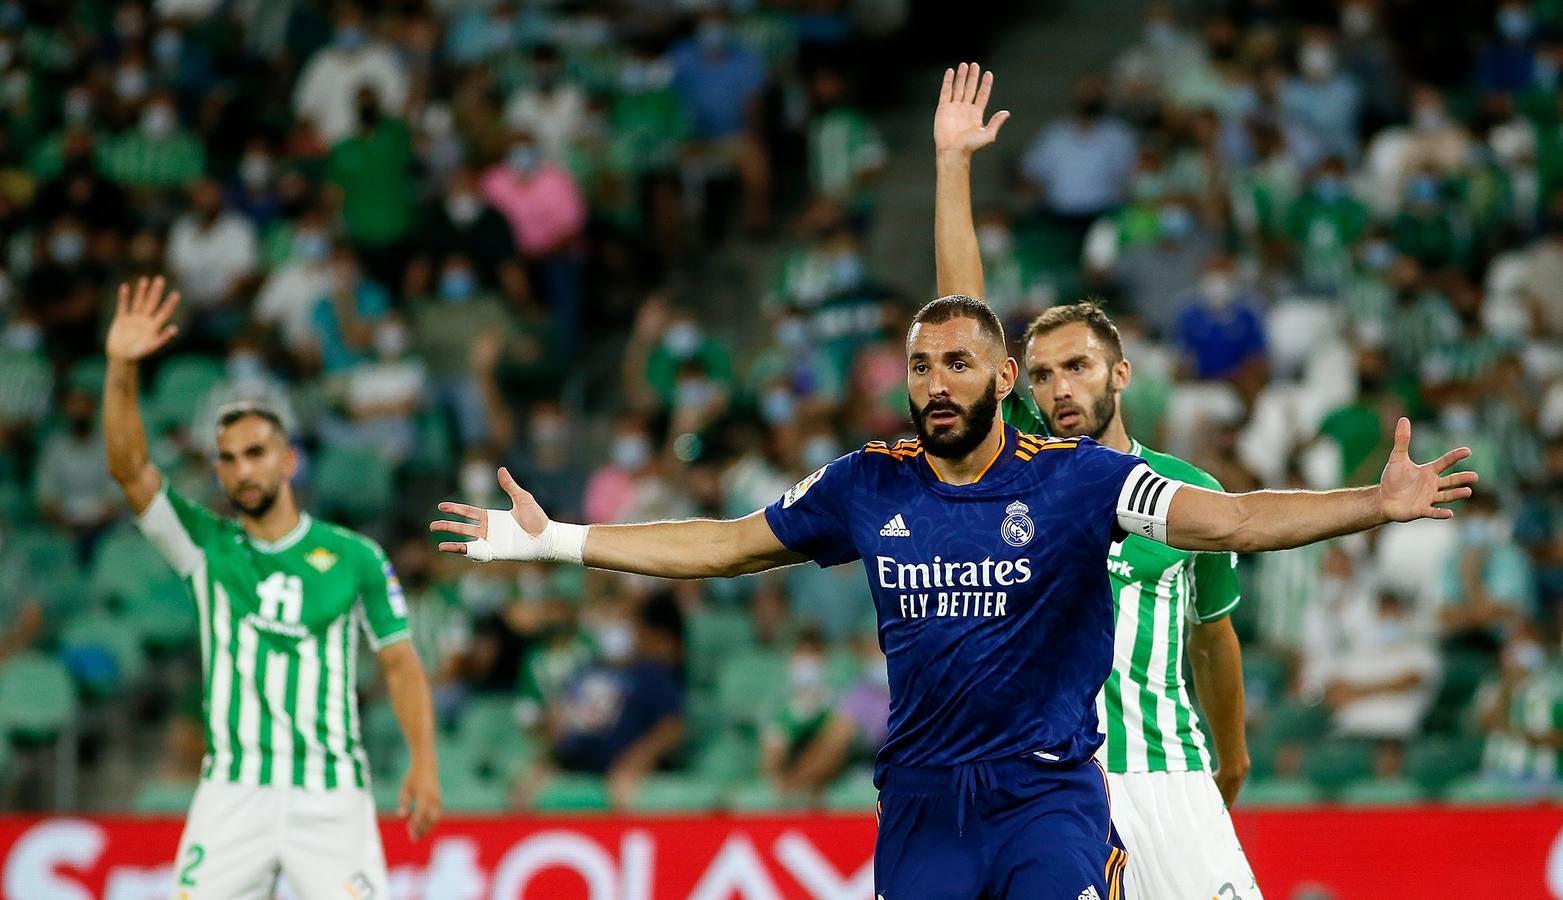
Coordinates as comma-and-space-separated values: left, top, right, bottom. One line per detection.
1001, 500, 1034, 547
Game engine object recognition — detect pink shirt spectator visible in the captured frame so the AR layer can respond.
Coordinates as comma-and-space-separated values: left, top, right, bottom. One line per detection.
480, 164, 586, 258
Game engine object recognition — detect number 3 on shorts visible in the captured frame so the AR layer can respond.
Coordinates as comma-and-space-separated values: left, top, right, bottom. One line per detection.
178, 844, 205, 887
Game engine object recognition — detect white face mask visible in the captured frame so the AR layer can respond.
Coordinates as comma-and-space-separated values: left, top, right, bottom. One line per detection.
1300, 43, 1335, 80
240, 153, 272, 189
141, 104, 176, 138
446, 193, 482, 225
802, 435, 838, 470
114, 66, 148, 101
1200, 272, 1236, 307
1375, 618, 1409, 646
374, 323, 408, 359
789, 657, 826, 691
1341, 3, 1374, 38
460, 461, 494, 501
663, 322, 701, 359
595, 622, 635, 662
977, 225, 1014, 258
612, 434, 651, 470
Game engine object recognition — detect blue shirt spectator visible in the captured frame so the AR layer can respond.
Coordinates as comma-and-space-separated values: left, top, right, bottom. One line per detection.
1021, 90, 1137, 217
310, 260, 391, 374
1477, 4, 1539, 93
671, 21, 766, 140
1174, 263, 1267, 380
1282, 38, 1362, 163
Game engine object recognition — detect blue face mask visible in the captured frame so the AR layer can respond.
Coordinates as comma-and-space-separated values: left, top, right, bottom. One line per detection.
1407, 176, 1440, 206
507, 146, 540, 175
833, 253, 865, 290
335, 26, 367, 51
1158, 204, 1194, 238
1498, 7, 1533, 41
439, 270, 475, 303
294, 231, 329, 264
1314, 175, 1345, 202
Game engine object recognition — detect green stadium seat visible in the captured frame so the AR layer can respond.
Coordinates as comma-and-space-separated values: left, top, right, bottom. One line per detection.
0, 651, 78, 743
694, 730, 760, 787
361, 699, 405, 775
823, 771, 878, 812
456, 696, 537, 783
629, 774, 723, 812
1240, 648, 1291, 709
66, 358, 107, 394
403, 409, 456, 477
0, 350, 54, 426
1338, 777, 1425, 806
1302, 739, 1374, 794
312, 446, 394, 523
2, 526, 79, 582
60, 610, 147, 699
443, 774, 512, 813
826, 650, 861, 692
0, 478, 35, 526
130, 778, 198, 814
88, 524, 177, 605
716, 650, 787, 732
1238, 777, 1323, 807
122, 575, 200, 652
1406, 734, 1484, 796
1264, 701, 1331, 743
1426, 651, 1492, 733
726, 781, 789, 813
686, 611, 755, 689
150, 356, 225, 432
534, 773, 609, 812
1442, 776, 1542, 805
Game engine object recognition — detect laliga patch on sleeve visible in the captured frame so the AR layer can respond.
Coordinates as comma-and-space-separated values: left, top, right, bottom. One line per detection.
782, 465, 828, 508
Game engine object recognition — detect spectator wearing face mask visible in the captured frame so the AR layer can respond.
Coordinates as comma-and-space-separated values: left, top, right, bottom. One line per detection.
321, 314, 427, 464
292, 1, 409, 146
307, 246, 390, 374
503, 44, 587, 165
327, 86, 415, 291
511, 401, 587, 525
1021, 75, 1138, 252
671, 9, 771, 234
1479, 2, 1541, 94
1285, 156, 1370, 294
1110, 196, 1220, 337
229, 137, 284, 228
34, 388, 122, 559
805, 66, 886, 221
419, 166, 515, 289
165, 178, 259, 329
254, 208, 337, 355
1320, 589, 1441, 740
1478, 625, 1563, 792
762, 628, 845, 800
482, 130, 587, 351
1173, 252, 1268, 385
543, 594, 686, 810
582, 416, 680, 526
1438, 491, 1535, 656
1396, 87, 1474, 192
629, 303, 735, 413
1282, 29, 1363, 165
98, 90, 204, 189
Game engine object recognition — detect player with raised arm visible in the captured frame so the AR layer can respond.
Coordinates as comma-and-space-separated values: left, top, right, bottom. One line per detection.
432, 100, 1474, 900
103, 276, 440, 899
936, 62, 1263, 898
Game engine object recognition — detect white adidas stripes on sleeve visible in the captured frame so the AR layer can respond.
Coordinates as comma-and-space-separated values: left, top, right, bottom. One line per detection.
1115, 463, 1184, 545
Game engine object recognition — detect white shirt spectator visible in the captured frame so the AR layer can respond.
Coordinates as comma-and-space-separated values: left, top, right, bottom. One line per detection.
293, 41, 409, 145
156, 0, 220, 17
503, 84, 588, 163
255, 261, 334, 352
1320, 602, 1440, 740
165, 212, 258, 309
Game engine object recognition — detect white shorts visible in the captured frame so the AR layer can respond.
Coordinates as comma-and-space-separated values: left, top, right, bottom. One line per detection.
1107, 770, 1262, 900
171, 779, 388, 900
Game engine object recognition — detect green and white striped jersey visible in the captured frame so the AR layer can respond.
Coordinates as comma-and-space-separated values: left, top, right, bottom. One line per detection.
1097, 441, 1241, 774
1483, 666, 1563, 781
137, 482, 410, 790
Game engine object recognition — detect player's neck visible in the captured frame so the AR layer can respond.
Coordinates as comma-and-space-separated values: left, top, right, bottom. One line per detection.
1099, 412, 1132, 454
241, 494, 304, 543
927, 417, 1007, 485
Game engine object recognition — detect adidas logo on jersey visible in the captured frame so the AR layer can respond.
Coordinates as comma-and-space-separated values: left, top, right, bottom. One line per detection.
1076, 887, 1101, 900
879, 514, 911, 537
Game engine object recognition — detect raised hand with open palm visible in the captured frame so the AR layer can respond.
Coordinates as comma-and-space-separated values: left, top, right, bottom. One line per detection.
1378, 417, 1478, 522
934, 62, 1010, 157
106, 275, 181, 363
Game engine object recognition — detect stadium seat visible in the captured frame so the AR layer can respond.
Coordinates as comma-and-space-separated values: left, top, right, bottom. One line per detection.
312, 446, 394, 524
122, 576, 200, 652
130, 778, 198, 814
629, 774, 723, 812
1, 526, 79, 582
1301, 739, 1374, 794
1238, 777, 1323, 807
456, 696, 537, 783
716, 650, 787, 732
361, 699, 405, 775
1441, 775, 1546, 805
59, 610, 147, 699
1240, 648, 1291, 710
534, 773, 610, 812
1406, 734, 1484, 796
822, 771, 878, 812
726, 781, 789, 813
1338, 777, 1424, 806
442, 775, 511, 813
150, 356, 225, 432
693, 730, 760, 787
1264, 701, 1331, 743
88, 524, 176, 605
1425, 651, 1491, 733
0, 350, 54, 426
685, 610, 755, 689
0, 651, 78, 743
65, 358, 107, 394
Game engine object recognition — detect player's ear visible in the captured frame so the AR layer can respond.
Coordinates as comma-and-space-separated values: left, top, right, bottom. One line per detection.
1112, 356, 1131, 392
998, 356, 1019, 398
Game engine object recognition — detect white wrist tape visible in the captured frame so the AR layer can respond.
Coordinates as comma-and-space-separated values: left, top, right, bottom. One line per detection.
464, 511, 588, 564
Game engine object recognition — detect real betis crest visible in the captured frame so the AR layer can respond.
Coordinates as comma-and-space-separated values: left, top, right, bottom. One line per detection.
305, 547, 338, 573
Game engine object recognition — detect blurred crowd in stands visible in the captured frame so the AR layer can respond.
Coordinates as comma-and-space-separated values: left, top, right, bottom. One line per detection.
0, 0, 1559, 813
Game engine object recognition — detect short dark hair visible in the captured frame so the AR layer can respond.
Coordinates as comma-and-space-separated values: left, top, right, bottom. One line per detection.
1022, 301, 1124, 364
215, 402, 288, 437
910, 295, 1005, 349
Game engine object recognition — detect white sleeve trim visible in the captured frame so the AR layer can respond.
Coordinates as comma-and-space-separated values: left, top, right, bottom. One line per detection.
135, 487, 204, 577
1115, 463, 1184, 546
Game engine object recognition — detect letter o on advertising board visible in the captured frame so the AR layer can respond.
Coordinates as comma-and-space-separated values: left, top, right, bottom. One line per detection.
490, 830, 617, 900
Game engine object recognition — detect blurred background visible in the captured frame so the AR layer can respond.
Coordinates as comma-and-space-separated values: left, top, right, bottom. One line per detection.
0, 0, 1556, 826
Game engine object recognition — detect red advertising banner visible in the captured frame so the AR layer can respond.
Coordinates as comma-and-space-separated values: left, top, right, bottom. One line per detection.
0, 806, 1558, 899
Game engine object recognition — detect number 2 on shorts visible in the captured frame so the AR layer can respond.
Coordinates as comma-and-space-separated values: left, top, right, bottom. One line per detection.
178, 844, 205, 887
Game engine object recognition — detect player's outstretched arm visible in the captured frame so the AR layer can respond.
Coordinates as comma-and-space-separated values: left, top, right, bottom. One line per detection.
934, 62, 1009, 299
430, 467, 808, 578
1165, 418, 1477, 553
104, 276, 181, 515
